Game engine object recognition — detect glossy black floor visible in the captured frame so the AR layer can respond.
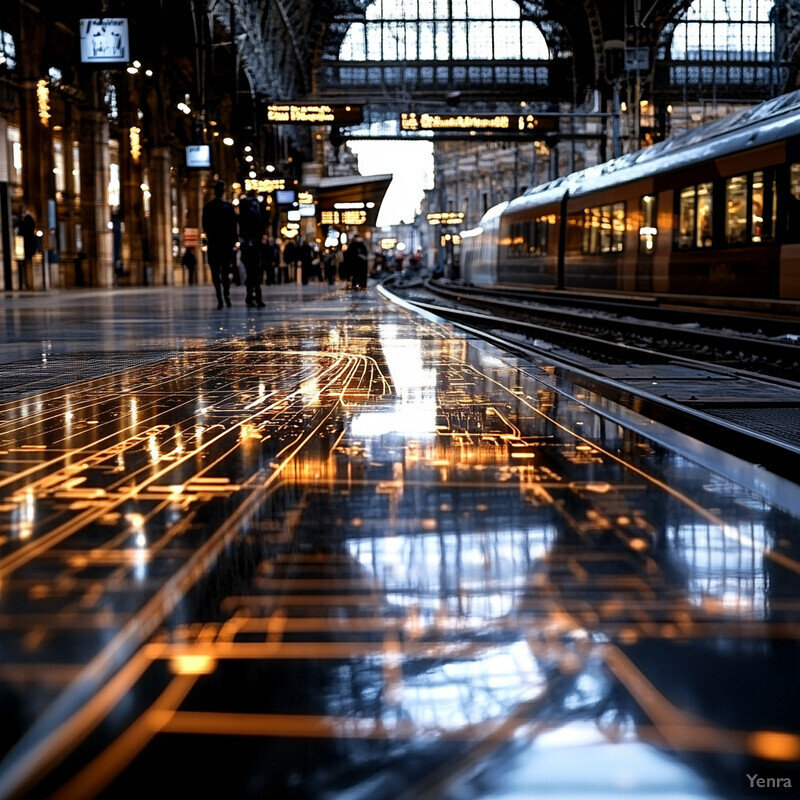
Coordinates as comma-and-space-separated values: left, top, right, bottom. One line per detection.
0, 282, 798, 799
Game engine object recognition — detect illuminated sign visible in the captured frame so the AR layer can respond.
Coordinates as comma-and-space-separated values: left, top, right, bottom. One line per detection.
400, 112, 558, 133
276, 189, 296, 205
80, 18, 129, 64
380, 238, 398, 250
298, 191, 315, 205
245, 178, 286, 193
267, 104, 363, 125
185, 145, 211, 169
427, 211, 465, 225
321, 210, 368, 226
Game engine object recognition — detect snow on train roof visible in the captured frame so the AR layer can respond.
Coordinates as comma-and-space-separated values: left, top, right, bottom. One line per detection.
510, 89, 800, 210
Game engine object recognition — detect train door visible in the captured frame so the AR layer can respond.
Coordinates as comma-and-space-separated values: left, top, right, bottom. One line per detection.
634, 193, 658, 291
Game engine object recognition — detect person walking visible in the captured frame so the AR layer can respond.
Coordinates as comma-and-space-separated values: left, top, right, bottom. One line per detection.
181, 246, 197, 285
201, 180, 237, 309
238, 190, 266, 307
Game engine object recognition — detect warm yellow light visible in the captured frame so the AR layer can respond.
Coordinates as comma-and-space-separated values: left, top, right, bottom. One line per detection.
37, 79, 50, 126
129, 126, 141, 163
748, 731, 800, 761
170, 654, 217, 675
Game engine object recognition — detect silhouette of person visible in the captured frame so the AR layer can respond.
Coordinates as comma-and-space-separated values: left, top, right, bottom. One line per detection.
181, 246, 197, 285
238, 191, 265, 307
201, 181, 237, 308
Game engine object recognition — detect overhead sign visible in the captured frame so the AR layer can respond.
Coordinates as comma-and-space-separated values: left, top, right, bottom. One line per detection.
245, 178, 286, 193
321, 210, 368, 226
185, 145, 211, 169
80, 18, 129, 64
267, 104, 363, 125
401, 112, 558, 133
427, 211, 465, 225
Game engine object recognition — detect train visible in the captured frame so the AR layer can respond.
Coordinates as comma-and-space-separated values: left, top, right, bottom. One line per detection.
460, 89, 800, 300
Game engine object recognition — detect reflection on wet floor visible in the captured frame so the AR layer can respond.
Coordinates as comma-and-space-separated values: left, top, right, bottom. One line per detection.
0, 286, 798, 799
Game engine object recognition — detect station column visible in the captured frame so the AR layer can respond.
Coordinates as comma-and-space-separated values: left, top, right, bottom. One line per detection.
78, 109, 114, 287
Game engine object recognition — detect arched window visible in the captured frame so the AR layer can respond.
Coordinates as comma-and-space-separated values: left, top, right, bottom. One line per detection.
339, 0, 549, 62
665, 0, 777, 88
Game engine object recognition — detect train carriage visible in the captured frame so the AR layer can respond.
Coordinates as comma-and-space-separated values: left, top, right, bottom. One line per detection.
462, 89, 800, 300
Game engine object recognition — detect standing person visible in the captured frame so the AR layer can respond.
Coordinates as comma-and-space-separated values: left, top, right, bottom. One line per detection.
274, 238, 288, 284
281, 237, 297, 284
19, 209, 37, 290
346, 234, 369, 290
322, 248, 337, 285
201, 180, 237, 309
298, 237, 314, 285
238, 190, 266, 307
261, 235, 277, 286
181, 246, 197, 285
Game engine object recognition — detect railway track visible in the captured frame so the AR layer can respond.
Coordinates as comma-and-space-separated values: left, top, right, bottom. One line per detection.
380, 278, 800, 484
424, 280, 800, 378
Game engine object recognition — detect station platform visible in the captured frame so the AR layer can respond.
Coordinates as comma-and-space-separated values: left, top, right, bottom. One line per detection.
0, 282, 798, 799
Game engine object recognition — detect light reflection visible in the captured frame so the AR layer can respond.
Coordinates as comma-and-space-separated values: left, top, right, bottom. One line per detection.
148, 434, 160, 464
669, 521, 770, 619
350, 326, 437, 436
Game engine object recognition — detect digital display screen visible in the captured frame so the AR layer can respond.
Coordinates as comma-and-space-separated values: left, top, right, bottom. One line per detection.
185, 145, 211, 169
276, 190, 296, 205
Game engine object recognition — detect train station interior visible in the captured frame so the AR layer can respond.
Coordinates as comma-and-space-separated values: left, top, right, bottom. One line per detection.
1, 1, 800, 798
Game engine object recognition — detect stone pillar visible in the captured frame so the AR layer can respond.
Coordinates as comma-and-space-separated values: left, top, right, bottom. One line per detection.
18, 78, 54, 289
148, 145, 174, 285
120, 134, 148, 285
79, 110, 114, 287
185, 170, 208, 285
0, 115, 13, 292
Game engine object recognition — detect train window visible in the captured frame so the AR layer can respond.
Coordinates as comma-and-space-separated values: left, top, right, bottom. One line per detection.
751, 170, 776, 244
611, 203, 625, 252
582, 204, 624, 254
788, 164, 800, 239
599, 205, 612, 253
696, 183, 713, 248
726, 175, 748, 245
677, 187, 696, 250
583, 207, 601, 253
639, 195, 657, 254
506, 218, 548, 258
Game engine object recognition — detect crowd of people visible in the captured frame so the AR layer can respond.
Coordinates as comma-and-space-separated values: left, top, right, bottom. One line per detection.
196, 179, 374, 310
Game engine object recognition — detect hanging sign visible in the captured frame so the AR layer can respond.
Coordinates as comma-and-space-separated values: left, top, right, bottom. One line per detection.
400, 113, 559, 133
79, 19, 130, 64
267, 104, 363, 125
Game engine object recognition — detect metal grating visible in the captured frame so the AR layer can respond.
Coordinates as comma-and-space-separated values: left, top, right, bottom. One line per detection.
0, 351, 184, 398
703, 406, 800, 448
